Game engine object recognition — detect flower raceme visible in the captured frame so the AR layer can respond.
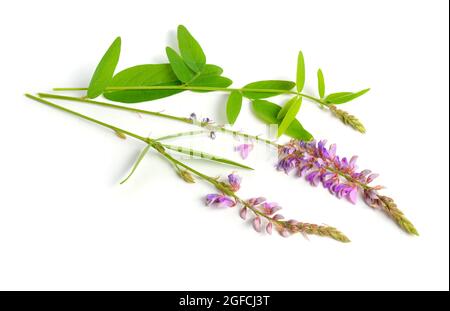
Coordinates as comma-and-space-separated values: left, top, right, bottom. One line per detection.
277, 140, 418, 235
205, 173, 350, 242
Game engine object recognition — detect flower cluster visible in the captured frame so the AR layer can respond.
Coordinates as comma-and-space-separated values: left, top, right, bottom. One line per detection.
205, 173, 350, 242
277, 139, 418, 235
277, 139, 379, 204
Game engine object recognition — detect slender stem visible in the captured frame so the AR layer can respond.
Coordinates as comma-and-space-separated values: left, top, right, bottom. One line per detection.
38, 93, 188, 123
26, 93, 349, 242
52, 85, 324, 105
28, 93, 267, 216
38, 93, 280, 147
26, 93, 224, 182
155, 130, 208, 141
26, 94, 148, 142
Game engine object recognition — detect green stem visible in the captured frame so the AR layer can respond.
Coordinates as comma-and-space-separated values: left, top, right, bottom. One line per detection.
155, 130, 208, 141
26, 94, 148, 142
26, 93, 349, 242
27, 94, 257, 220
52, 85, 324, 104
38, 93, 280, 147
38, 93, 188, 123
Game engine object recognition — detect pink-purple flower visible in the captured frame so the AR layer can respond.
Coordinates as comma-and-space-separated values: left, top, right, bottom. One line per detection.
277, 140, 381, 205
205, 194, 236, 207
235, 143, 253, 159
227, 173, 241, 192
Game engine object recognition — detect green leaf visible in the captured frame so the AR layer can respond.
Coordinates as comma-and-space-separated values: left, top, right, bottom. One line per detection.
104, 64, 182, 103
325, 88, 370, 104
317, 69, 325, 98
325, 92, 352, 102
166, 47, 195, 83
200, 64, 223, 76
242, 80, 295, 99
226, 91, 243, 124
296, 51, 305, 92
277, 97, 302, 137
163, 144, 253, 170
252, 99, 313, 141
277, 96, 299, 120
188, 75, 232, 90
87, 37, 121, 99
120, 144, 151, 184
177, 25, 206, 73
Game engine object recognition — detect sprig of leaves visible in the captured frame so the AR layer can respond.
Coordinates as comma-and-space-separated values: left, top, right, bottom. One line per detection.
78, 25, 371, 139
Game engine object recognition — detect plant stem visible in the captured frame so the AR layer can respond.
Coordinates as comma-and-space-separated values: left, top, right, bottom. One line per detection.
52, 85, 324, 105
38, 93, 280, 147
155, 130, 208, 141
26, 94, 148, 142
38, 93, 188, 123
26, 93, 349, 242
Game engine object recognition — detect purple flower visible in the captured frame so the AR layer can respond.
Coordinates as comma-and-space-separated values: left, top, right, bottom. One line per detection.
205, 194, 236, 208
277, 156, 298, 174
305, 170, 321, 186
258, 202, 282, 216
277, 139, 381, 206
189, 113, 197, 120
348, 187, 358, 204
227, 173, 241, 192
235, 143, 253, 159
247, 197, 266, 206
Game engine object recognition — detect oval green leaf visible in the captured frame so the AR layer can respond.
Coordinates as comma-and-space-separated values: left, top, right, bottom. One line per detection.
277, 96, 299, 120
200, 64, 223, 77
242, 80, 295, 99
226, 91, 243, 125
177, 25, 206, 73
166, 47, 195, 83
277, 97, 302, 137
296, 51, 305, 92
104, 64, 182, 103
317, 69, 325, 99
87, 37, 121, 99
252, 99, 313, 141
325, 88, 370, 104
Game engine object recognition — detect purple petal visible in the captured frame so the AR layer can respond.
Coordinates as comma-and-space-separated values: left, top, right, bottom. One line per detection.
366, 173, 379, 184
235, 144, 253, 159
247, 197, 266, 206
227, 173, 241, 192
347, 187, 358, 204
252, 217, 262, 232
349, 156, 358, 169
328, 144, 337, 159
279, 229, 290, 237
273, 214, 285, 221
205, 194, 220, 205
206, 194, 235, 207
306, 170, 321, 186
266, 222, 273, 235
239, 207, 247, 220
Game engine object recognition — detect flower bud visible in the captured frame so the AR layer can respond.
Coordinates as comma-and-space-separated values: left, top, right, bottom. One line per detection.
252, 216, 262, 232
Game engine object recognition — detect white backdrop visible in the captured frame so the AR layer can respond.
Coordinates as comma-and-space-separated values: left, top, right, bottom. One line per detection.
0, 0, 448, 290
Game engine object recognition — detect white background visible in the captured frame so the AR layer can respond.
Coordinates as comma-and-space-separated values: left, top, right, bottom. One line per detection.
0, 0, 448, 291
